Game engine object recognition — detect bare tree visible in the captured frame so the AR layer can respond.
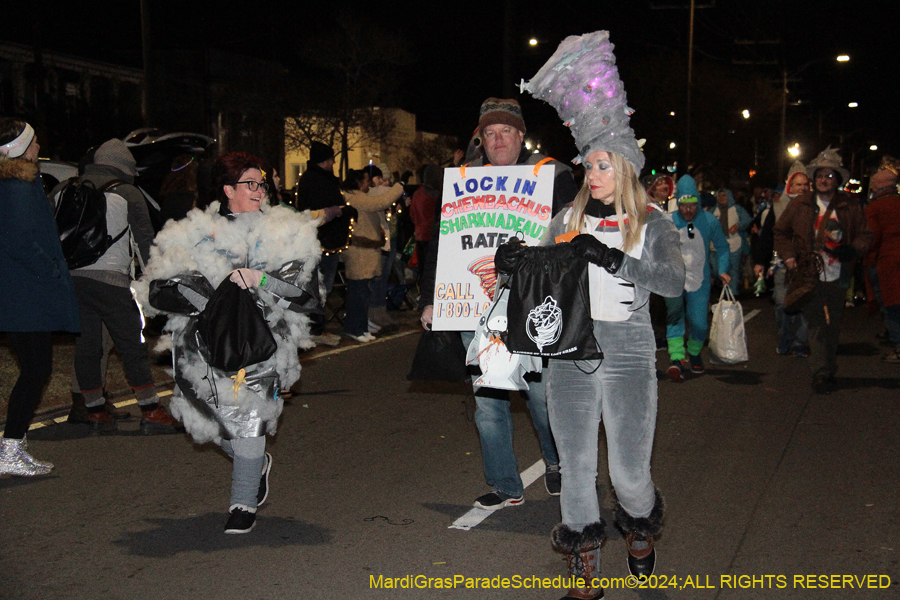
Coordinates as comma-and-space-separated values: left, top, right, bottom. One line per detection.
293, 15, 410, 178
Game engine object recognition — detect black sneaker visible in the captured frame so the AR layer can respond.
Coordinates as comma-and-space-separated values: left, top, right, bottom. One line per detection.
666, 360, 686, 383
257, 452, 272, 507
688, 353, 705, 375
473, 490, 524, 511
224, 505, 256, 534
544, 464, 561, 496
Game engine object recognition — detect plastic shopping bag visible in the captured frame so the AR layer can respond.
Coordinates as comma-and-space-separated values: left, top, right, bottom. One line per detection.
708, 286, 749, 365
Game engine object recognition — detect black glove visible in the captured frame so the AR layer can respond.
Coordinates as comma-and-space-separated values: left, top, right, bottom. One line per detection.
824, 244, 855, 262
570, 234, 625, 274
494, 238, 527, 274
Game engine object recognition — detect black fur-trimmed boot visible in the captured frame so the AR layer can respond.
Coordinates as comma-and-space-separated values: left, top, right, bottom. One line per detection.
551, 521, 605, 600
615, 491, 664, 578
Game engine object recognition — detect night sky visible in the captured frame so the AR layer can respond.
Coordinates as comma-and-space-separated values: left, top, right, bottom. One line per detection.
3, 0, 897, 175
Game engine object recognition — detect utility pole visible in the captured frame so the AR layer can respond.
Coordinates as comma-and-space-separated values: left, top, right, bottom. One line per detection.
140, 0, 151, 127
650, 1, 715, 172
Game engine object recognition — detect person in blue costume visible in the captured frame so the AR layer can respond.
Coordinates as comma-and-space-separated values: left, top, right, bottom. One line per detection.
711, 188, 752, 295
665, 175, 731, 381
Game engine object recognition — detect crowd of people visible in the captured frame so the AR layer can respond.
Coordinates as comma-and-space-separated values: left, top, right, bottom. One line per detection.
1, 25, 898, 599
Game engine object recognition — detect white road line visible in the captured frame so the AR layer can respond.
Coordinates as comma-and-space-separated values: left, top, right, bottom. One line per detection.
302, 330, 419, 360
449, 459, 546, 531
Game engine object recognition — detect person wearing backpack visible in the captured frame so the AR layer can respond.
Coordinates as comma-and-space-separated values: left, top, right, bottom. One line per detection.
1, 119, 80, 476
57, 138, 178, 435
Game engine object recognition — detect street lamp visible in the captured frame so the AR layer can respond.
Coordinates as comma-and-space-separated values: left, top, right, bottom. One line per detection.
870, 144, 878, 151
788, 143, 801, 158
669, 142, 677, 149
742, 109, 750, 119
780, 55, 850, 176
528, 38, 538, 47
848, 102, 859, 108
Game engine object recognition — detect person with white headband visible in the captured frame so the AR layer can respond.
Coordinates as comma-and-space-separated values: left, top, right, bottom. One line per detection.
0, 119, 81, 476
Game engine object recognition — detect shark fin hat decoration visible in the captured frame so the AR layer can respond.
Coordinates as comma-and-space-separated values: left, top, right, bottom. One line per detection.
520, 30, 644, 173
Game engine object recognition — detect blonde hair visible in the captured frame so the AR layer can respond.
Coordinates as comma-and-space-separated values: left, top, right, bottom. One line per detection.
567, 152, 649, 253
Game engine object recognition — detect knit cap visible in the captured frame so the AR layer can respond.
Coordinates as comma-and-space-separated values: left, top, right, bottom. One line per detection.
309, 141, 335, 165
870, 155, 900, 191
94, 139, 137, 177
478, 98, 526, 133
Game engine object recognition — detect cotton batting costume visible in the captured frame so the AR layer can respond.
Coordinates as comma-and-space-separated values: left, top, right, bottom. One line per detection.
133, 198, 321, 529
518, 31, 685, 598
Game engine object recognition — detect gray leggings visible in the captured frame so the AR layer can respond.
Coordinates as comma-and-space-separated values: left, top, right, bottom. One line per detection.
220, 436, 266, 509
546, 317, 658, 532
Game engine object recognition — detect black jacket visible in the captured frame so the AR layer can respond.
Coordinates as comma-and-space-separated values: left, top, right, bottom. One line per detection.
294, 162, 343, 211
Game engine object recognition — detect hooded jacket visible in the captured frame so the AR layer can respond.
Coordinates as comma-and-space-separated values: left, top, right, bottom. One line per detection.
0, 157, 80, 332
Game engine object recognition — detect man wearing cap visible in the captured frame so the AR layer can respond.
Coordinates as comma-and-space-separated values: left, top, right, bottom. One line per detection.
774, 147, 872, 393
863, 157, 900, 362
294, 141, 345, 346
664, 174, 730, 381
419, 98, 577, 510
58, 139, 178, 434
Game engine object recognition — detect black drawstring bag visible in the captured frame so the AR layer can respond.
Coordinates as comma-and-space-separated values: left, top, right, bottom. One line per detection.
196, 278, 277, 372
407, 330, 469, 382
505, 244, 602, 360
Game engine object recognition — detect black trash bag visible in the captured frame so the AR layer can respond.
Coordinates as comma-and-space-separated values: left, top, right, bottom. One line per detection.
504, 243, 602, 360
407, 330, 469, 382
196, 278, 277, 372
149, 271, 215, 315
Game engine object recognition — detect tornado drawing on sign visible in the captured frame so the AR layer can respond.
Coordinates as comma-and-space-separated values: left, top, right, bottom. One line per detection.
468, 256, 498, 301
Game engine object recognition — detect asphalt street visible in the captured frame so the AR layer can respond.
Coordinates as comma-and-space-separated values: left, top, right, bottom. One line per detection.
1, 297, 898, 600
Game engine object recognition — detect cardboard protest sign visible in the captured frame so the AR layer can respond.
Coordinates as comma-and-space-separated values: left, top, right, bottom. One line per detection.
432, 163, 556, 330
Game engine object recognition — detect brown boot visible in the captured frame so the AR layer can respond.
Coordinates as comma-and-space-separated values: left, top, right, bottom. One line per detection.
103, 391, 132, 421
88, 410, 117, 435
551, 522, 605, 600
139, 406, 181, 435
67, 393, 90, 424
615, 491, 664, 579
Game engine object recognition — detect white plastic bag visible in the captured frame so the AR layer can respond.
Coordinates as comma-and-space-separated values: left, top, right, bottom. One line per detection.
465, 285, 542, 391
709, 286, 749, 365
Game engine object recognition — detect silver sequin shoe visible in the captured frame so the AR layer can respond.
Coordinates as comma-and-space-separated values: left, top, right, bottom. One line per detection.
0, 437, 52, 476
20, 435, 54, 470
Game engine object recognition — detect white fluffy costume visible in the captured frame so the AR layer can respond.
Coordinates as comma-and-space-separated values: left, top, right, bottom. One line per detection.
134, 202, 321, 445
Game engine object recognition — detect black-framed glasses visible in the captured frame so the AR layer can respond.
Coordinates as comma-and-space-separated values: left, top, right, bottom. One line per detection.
687, 222, 695, 239
233, 180, 269, 192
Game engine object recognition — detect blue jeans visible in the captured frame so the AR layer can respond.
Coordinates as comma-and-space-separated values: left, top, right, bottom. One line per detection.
370, 240, 397, 310
727, 249, 743, 295
773, 267, 808, 352
320, 253, 341, 295
461, 331, 559, 497
869, 266, 900, 347
344, 278, 372, 336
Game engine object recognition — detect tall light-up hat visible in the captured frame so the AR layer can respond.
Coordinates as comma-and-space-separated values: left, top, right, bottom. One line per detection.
520, 30, 644, 173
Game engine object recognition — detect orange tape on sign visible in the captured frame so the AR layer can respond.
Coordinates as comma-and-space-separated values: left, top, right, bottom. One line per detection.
532, 157, 554, 176
459, 163, 467, 178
